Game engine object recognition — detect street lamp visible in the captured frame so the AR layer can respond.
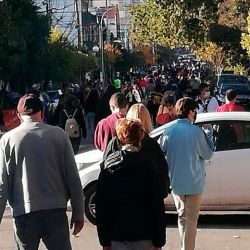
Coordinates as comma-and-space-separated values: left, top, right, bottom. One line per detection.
99, 6, 118, 91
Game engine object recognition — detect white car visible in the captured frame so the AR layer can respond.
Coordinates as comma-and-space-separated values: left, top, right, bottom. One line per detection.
75, 112, 250, 224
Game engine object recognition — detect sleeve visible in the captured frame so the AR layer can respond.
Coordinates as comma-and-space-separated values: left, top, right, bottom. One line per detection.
0, 144, 8, 223
208, 97, 219, 112
77, 108, 87, 138
95, 171, 112, 247
144, 136, 171, 197
147, 165, 166, 247
196, 128, 214, 160
63, 135, 84, 221
158, 131, 169, 156
103, 137, 120, 162
153, 141, 171, 196
94, 119, 111, 152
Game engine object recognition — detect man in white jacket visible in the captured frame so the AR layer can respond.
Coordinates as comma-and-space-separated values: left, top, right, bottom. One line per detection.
0, 94, 84, 250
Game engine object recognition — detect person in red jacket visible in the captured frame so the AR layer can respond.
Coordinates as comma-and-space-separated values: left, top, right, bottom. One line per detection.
216, 89, 244, 112
94, 93, 128, 151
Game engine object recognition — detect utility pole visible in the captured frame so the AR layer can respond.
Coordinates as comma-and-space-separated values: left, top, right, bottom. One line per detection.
75, 0, 82, 48
43, 0, 52, 29
99, 6, 118, 90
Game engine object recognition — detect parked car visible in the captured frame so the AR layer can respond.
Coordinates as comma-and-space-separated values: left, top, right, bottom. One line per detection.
215, 82, 250, 105
76, 112, 250, 224
217, 74, 249, 87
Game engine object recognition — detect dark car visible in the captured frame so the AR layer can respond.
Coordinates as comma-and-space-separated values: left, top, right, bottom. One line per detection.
216, 82, 250, 105
217, 74, 249, 87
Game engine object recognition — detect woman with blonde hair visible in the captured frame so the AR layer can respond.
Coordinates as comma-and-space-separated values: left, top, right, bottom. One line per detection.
126, 103, 153, 133
96, 118, 166, 250
103, 103, 170, 199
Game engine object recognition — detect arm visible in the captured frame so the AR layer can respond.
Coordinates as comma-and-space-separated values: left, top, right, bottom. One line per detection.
196, 127, 214, 160
63, 135, 84, 235
148, 167, 166, 248
96, 171, 112, 247
158, 131, 169, 156
143, 136, 171, 197
77, 108, 87, 138
208, 97, 219, 112
94, 120, 111, 152
0, 145, 8, 224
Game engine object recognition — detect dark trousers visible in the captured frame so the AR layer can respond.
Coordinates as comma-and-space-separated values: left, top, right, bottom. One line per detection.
13, 209, 72, 250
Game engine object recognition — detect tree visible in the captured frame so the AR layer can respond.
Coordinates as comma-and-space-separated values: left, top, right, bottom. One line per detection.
130, 0, 222, 49
241, 10, 250, 57
130, 50, 146, 67
195, 42, 225, 75
211, 0, 250, 71
0, 0, 50, 92
104, 43, 122, 79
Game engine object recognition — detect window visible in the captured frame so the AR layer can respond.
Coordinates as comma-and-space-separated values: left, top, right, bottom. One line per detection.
204, 121, 250, 151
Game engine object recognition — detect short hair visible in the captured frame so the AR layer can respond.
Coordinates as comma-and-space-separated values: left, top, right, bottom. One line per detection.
116, 118, 145, 147
226, 89, 237, 101
198, 83, 208, 94
175, 97, 198, 119
17, 94, 43, 115
126, 103, 153, 133
109, 92, 127, 109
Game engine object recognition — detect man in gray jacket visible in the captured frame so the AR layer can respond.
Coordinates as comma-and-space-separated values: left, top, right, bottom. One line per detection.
0, 94, 84, 250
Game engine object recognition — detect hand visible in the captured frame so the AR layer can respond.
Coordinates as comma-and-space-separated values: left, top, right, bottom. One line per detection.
70, 218, 84, 236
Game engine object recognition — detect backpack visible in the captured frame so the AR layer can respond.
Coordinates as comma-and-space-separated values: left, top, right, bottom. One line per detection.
63, 109, 80, 138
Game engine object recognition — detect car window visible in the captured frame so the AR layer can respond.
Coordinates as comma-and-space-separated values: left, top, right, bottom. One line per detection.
221, 84, 250, 95
213, 121, 250, 151
220, 75, 248, 84
197, 121, 250, 152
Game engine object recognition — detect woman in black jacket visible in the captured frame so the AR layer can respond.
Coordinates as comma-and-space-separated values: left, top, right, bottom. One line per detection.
96, 119, 166, 250
104, 103, 171, 198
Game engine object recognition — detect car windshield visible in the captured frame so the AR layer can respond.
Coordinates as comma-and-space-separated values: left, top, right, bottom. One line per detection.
220, 75, 248, 84
221, 84, 250, 95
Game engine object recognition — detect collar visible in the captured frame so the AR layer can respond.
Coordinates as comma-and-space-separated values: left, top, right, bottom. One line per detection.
176, 118, 191, 124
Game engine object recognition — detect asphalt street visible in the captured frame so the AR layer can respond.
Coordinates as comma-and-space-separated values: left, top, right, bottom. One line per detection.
1, 209, 250, 250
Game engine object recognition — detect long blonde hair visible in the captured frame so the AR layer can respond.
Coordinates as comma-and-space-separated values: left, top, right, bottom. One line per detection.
126, 103, 153, 133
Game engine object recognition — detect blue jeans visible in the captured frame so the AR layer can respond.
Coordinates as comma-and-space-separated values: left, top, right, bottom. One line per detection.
13, 208, 71, 250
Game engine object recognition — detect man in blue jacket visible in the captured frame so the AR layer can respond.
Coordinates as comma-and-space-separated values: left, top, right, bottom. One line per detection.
159, 97, 214, 250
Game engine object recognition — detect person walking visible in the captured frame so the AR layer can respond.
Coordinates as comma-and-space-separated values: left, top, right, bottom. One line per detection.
104, 103, 171, 199
196, 83, 219, 113
94, 93, 127, 152
0, 94, 84, 250
84, 88, 100, 138
96, 118, 166, 250
58, 93, 87, 154
159, 97, 214, 250
156, 91, 177, 127
216, 89, 244, 112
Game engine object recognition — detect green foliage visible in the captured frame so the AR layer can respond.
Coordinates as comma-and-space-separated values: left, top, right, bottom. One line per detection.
130, 51, 146, 67
0, 0, 99, 90
209, 23, 242, 45
130, 0, 221, 48
241, 10, 250, 57
0, 0, 50, 91
43, 42, 98, 84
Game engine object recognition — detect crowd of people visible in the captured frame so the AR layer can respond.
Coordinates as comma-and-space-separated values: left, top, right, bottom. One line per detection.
0, 57, 247, 250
